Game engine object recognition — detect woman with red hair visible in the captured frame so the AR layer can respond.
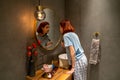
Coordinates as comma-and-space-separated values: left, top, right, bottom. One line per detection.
37, 21, 52, 48
60, 19, 88, 80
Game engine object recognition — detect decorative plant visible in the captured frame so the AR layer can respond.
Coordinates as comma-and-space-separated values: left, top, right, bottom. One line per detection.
26, 42, 38, 77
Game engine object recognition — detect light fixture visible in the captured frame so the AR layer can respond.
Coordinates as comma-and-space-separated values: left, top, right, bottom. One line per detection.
34, 0, 46, 21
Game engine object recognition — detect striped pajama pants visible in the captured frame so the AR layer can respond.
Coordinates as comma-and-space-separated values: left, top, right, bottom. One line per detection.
74, 54, 88, 80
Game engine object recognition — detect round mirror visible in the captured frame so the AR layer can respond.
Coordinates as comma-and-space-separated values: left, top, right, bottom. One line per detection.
35, 8, 61, 50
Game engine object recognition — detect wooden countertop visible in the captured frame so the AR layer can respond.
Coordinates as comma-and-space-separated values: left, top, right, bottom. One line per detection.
26, 68, 72, 80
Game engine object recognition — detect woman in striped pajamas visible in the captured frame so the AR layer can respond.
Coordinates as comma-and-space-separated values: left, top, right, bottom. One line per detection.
59, 19, 88, 80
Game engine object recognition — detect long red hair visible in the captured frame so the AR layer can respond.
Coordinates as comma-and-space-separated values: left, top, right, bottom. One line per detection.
60, 19, 75, 35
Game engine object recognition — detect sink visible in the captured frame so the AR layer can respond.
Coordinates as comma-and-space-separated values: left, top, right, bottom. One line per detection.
41, 66, 58, 79
58, 53, 69, 69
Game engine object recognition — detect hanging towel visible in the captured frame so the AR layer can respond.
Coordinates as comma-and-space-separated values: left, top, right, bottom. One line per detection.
89, 38, 100, 65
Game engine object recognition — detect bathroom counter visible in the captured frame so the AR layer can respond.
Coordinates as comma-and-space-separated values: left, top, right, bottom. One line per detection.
26, 68, 72, 80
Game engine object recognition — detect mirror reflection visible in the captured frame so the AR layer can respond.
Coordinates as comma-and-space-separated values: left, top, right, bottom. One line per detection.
35, 8, 61, 50
36, 21, 53, 49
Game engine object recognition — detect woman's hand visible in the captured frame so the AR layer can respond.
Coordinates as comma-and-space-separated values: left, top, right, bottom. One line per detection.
66, 68, 74, 74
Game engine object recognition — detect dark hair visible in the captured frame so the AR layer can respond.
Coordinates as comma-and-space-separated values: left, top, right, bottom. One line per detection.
60, 19, 75, 35
37, 21, 49, 33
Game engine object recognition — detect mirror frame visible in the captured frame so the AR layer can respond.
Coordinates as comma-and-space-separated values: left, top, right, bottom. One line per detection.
34, 8, 62, 51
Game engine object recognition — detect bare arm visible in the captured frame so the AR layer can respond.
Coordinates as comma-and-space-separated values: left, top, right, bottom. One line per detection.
61, 41, 65, 48
67, 45, 75, 73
